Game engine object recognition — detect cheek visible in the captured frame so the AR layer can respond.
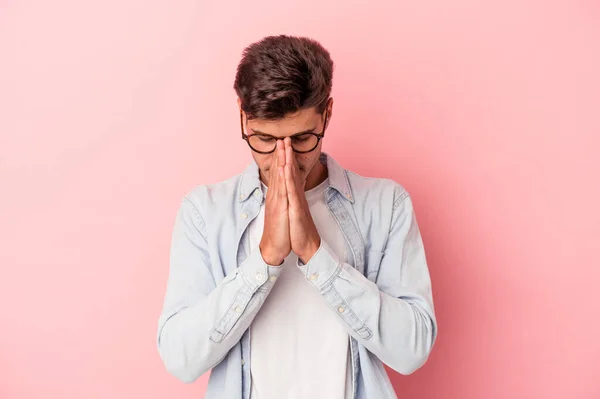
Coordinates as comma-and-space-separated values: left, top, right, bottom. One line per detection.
295, 156, 307, 170
296, 154, 317, 171
252, 153, 271, 170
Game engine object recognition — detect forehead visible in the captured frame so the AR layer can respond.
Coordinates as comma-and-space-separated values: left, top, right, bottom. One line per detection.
247, 107, 320, 137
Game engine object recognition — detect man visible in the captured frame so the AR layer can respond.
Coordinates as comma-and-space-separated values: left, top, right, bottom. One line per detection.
157, 35, 437, 399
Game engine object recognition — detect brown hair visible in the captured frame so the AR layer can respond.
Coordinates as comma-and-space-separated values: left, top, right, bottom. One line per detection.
234, 35, 334, 120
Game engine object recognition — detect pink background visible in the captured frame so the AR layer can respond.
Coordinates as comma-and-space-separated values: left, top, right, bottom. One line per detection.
1, 1, 599, 398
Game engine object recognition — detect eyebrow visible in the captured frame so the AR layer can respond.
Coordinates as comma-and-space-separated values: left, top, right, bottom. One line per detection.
249, 126, 317, 137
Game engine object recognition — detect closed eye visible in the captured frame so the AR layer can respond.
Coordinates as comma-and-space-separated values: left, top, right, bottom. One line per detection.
253, 135, 276, 142
292, 134, 313, 142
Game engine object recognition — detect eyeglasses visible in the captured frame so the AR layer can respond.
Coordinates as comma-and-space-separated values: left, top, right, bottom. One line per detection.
240, 110, 329, 154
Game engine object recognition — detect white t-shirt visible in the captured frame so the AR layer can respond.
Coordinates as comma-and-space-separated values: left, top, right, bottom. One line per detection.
247, 177, 352, 399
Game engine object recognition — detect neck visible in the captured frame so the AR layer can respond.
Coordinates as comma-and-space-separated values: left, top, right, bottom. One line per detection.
304, 160, 328, 191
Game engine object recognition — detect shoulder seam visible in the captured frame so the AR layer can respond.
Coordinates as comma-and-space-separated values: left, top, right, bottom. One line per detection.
392, 191, 410, 211
182, 196, 207, 234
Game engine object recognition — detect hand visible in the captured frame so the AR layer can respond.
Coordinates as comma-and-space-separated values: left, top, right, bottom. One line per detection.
259, 140, 291, 266
283, 137, 321, 264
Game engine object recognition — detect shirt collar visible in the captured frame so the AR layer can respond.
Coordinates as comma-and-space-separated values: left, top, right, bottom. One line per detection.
237, 152, 355, 203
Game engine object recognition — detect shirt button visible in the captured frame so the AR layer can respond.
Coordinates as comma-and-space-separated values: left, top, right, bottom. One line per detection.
235, 306, 242, 313
269, 276, 277, 282
338, 306, 346, 313
239, 194, 246, 200
254, 191, 261, 198
256, 273, 264, 282
241, 359, 245, 366
241, 213, 248, 219
309, 273, 319, 281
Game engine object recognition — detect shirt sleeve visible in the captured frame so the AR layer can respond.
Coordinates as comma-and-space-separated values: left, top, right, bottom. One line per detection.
157, 197, 281, 383
296, 193, 437, 375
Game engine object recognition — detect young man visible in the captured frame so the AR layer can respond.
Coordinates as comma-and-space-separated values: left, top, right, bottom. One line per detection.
157, 35, 437, 399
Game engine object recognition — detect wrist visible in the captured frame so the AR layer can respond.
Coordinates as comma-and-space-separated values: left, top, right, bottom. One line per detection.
299, 236, 321, 264
259, 243, 284, 266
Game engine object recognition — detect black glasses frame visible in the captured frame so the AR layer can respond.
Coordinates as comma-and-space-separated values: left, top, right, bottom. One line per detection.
240, 109, 329, 154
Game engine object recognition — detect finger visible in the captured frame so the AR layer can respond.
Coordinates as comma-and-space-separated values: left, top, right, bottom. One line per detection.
283, 136, 292, 156
270, 141, 279, 192
269, 141, 283, 192
285, 137, 296, 175
267, 159, 276, 200
283, 140, 296, 174
285, 163, 301, 209
285, 140, 298, 171
285, 143, 295, 174
278, 140, 285, 169
273, 142, 279, 168
278, 165, 288, 201
285, 144, 304, 190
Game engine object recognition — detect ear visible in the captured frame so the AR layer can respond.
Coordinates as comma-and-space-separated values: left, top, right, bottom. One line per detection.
324, 97, 334, 130
237, 98, 246, 126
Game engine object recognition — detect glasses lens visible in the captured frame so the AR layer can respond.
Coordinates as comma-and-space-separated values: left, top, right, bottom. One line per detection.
290, 134, 319, 152
248, 135, 277, 153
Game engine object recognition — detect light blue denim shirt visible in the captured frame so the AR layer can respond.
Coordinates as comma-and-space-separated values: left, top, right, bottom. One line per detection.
157, 152, 437, 399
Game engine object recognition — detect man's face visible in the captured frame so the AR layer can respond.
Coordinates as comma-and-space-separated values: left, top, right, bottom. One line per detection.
241, 104, 331, 186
